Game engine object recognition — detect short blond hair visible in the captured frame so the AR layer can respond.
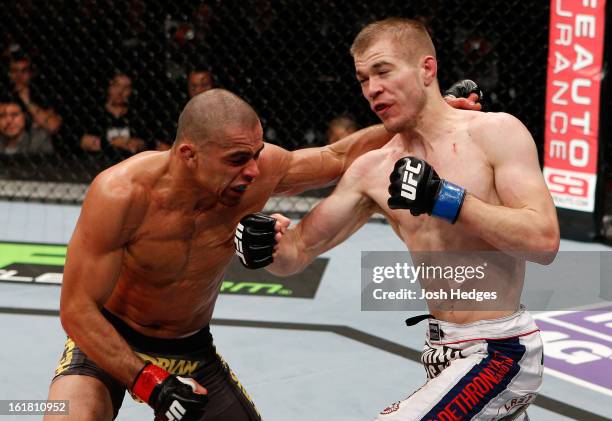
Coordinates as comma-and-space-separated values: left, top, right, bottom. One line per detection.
350, 17, 435, 64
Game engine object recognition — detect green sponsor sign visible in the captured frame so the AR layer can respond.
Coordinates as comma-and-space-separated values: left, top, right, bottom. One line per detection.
0, 242, 325, 298
0, 242, 67, 267
221, 281, 293, 296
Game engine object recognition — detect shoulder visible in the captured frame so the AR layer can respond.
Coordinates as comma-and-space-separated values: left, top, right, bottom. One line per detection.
464, 112, 541, 172
87, 158, 150, 216
76, 168, 147, 247
27, 128, 53, 153
260, 141, 290, 161
30, 126, 51, 141
258, 141, 292, 174
89, 168, 140, 207
343, 147, 397, 181
468, 112, 531, 143
467, 112, 536, 161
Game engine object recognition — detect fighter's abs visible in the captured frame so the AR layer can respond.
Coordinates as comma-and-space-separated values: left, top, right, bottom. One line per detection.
126, 206, 239, 278
124, 234, 235, 282
105, 214, 239, 335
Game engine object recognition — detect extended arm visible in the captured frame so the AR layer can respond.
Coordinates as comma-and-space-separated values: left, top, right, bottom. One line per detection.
458, 113, 560, 263
272, 80, 483, 196
273, 124, 392, 196
268, 160, 376, 275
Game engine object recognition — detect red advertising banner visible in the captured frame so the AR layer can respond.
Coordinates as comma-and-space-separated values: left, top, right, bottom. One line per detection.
544, 0, 607, 212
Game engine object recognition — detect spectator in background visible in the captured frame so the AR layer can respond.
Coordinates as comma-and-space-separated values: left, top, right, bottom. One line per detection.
155, 67, 215, 150
80, 72, 146, 159
8, 50, 62, 135
327, 114, 358, 144
188, 68, 215, 98
0, 96, 53, 154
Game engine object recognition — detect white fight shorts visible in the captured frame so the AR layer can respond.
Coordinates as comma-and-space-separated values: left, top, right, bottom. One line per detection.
376, 307, 543, 421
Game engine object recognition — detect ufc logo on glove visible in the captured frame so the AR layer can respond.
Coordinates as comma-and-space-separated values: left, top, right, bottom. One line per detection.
400, 159, 422, 200
235, 223, 246, 265
166, 400, 186, 420
388, 156, 466, 224
234, 213, 277, 269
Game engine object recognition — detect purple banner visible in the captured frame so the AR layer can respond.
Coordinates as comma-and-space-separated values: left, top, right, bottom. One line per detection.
536, 311, 612, 392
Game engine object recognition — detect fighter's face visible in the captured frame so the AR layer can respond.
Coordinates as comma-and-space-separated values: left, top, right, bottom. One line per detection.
354, 38, 426, 133
0, 103, 26, 138
198, 122, 264, 207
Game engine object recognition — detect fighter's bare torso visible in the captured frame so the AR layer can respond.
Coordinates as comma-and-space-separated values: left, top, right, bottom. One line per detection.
357, 110, 523, 322
99, 150, 278, 337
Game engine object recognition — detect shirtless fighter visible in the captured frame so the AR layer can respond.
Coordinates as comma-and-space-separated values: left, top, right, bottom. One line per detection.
47, 85, 479, 421
237, 18, 559, 420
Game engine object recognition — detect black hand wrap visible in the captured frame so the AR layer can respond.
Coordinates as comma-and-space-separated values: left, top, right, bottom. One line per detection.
235, 212, 277, 269
444, 79, 483, 102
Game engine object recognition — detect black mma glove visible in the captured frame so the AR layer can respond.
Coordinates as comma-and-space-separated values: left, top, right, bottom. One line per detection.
388, 157, 466, 224
235, 212, 277, 269
132, 362, 208, 421
444, 79, 483, 102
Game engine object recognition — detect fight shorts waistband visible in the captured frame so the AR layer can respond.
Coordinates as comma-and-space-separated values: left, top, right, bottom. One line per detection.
101, 308, 215, 355
426, 306, 539, 346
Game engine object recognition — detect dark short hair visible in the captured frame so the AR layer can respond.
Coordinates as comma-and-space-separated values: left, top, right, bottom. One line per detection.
0, 95, 29, 128
108, 70, 133, 83
8, 48, 30, 64
189, 66, 213, 76
0, 93, 23, 108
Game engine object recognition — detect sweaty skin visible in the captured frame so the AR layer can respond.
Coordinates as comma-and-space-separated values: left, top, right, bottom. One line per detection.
94, 127, 396, 329
55, 119, 393, 387
47, 85, 480, 420
268, 38, 559, 325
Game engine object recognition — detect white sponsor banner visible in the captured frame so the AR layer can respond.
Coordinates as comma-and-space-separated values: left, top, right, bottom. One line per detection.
543, 167, 597, 212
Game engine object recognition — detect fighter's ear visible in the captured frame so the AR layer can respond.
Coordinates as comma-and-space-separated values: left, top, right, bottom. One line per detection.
178, 143, 197, 167
421, 56, 437, 86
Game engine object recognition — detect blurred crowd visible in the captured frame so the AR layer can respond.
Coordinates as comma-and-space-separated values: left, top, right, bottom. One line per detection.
0, 46, 358, 161
0, 46, 218, 160
0, 0, 366, 165
0, 0, 545, 171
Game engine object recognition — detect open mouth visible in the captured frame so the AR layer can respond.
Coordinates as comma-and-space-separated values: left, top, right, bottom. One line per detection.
374, 103, 391, 113
231, 185, 248, 193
